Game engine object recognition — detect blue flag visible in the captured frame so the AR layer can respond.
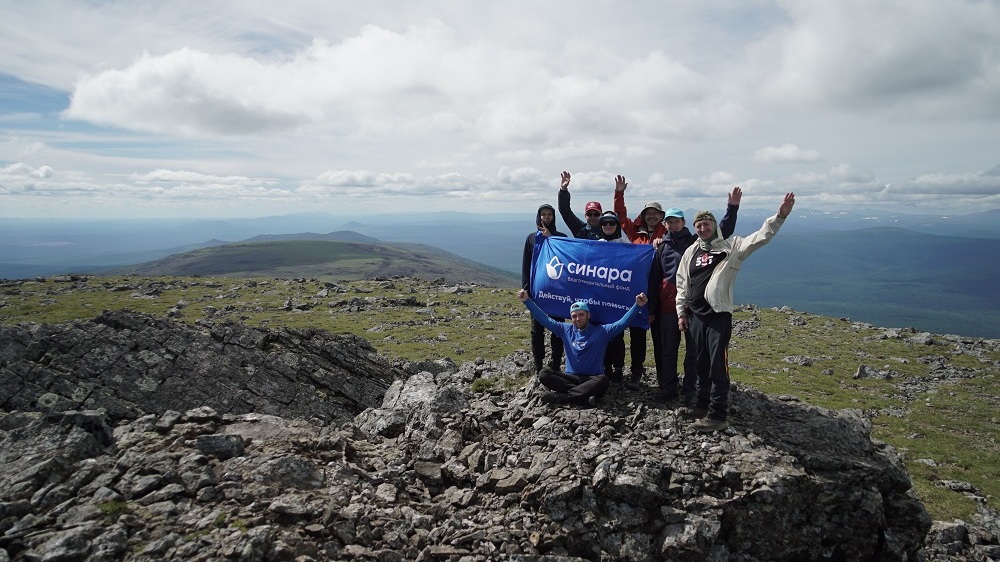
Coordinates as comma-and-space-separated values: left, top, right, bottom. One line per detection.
530, 233, 654, 329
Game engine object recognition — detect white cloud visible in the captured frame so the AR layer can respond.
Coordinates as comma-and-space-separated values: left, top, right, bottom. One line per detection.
130, 169, 272, 185
59, 18, 756, 150
496, 167, 546, 187
752, 143, 822, 164
308, 170, 378, 187
750, 0, 1000, 116
900, 171, 1000, 196
0, 1, 997, 217
1, 163, 54, 179
64, 48, 311, 136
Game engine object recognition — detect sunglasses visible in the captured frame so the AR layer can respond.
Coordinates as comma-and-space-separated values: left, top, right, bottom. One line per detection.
586, 211, 601, 217
600, 221, 617, 226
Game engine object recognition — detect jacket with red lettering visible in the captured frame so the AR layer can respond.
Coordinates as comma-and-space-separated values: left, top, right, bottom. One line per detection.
647, 204, 740, 316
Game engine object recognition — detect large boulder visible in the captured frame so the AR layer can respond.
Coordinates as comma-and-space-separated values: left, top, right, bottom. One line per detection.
0, 311, 403, 424
0, 371, 939, 561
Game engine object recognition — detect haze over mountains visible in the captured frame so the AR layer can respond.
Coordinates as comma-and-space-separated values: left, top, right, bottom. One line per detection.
2, 207, 998, 338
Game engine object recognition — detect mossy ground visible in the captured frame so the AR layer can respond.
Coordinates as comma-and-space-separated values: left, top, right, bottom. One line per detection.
2, 275, 997, 521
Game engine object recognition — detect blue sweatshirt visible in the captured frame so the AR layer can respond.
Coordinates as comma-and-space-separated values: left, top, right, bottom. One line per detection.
523, 299, 641, 376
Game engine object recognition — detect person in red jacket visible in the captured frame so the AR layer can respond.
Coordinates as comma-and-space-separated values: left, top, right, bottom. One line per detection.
612, 174, 665, 388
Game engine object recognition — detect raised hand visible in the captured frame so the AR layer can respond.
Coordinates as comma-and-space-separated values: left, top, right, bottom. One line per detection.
778, 192, 795, 219
561, 171, 571, 190
729, 186, 743, 206
615, 175, 627, 192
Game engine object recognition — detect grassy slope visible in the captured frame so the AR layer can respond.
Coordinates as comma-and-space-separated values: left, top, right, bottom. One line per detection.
1, 275, 997, 522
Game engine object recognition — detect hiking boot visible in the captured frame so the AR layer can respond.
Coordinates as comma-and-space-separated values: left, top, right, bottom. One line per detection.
690, 417, 730, 432
587, 395, 599, 408
624, 370, 643, 390
678, 406, 708, 420
653, 391, 679, 403
540, 392, 569, 405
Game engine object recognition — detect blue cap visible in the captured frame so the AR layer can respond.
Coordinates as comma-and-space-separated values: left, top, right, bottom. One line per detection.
570, 301, 590, 313
664, 207, 684, 219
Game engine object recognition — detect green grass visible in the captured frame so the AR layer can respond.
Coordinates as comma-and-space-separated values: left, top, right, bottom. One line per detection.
2, 275, 998, 521
97, 500, 131, 523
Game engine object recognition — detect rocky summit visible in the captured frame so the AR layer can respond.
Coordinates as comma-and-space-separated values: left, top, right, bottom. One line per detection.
0, 311, 996, 561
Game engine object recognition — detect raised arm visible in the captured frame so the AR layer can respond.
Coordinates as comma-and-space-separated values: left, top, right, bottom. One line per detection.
719, 186, 742, 239
605, 292, 648, 337
518, 289, 563, 332
735, 192, 796, 261
613, 175, 638, 240
557, 171, 586, 237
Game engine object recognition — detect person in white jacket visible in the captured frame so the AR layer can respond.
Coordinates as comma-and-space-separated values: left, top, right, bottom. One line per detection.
675, 192, 796, 432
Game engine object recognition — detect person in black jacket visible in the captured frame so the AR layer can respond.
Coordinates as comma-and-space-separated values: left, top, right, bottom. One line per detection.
521, 204, 567, 373
596, 211, 627, 381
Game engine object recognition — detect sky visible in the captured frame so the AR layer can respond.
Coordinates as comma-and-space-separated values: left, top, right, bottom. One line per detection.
1, 0, 999, 219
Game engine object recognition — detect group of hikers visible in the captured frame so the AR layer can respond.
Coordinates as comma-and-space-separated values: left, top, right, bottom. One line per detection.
519, 171, 796, 432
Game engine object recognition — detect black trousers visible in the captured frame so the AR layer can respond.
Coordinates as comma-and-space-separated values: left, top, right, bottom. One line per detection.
530, 317, 564, 371
603, 333, 626, 382
627, 326, 648, 376
658, 311, 697, 401
650, 318, 663, 379
538, 367, 611, 403
688, 311, 733, 421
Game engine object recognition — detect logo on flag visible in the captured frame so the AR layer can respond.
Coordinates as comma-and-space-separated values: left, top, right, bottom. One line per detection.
545, 256, 564, 280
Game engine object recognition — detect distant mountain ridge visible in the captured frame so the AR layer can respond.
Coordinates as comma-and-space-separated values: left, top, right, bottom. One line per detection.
242, 230, 380, 243
736, 227, 1000, 338
2, 208, 999, 337
115, 238, 519, 286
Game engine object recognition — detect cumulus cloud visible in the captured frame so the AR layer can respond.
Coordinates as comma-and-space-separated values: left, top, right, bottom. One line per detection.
897, 171, 1000, 196
751, 0, 1000, 116
64, 48, 310, 136
1, 163, 54, 179
60, 19, 751, 150
2, 2, 998, 217
496, 167, 546, 186
752, 143, 822, 164
301, 169, 481, 199
308, 170, 378, 187
130, 169, 273, 185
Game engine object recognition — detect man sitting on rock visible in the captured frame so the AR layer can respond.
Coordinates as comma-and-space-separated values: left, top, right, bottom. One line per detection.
518, 289, 649, 406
